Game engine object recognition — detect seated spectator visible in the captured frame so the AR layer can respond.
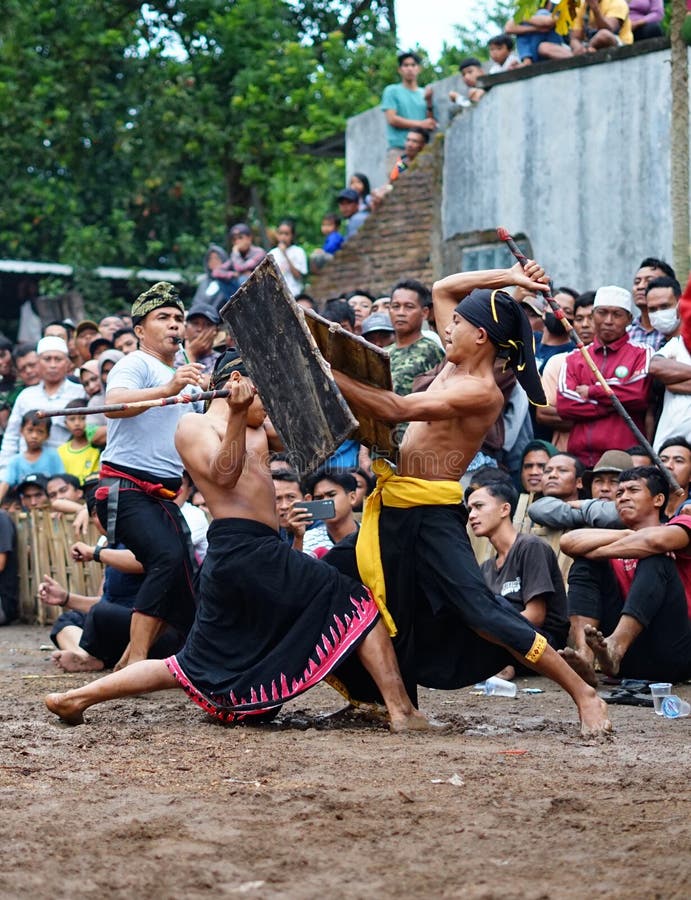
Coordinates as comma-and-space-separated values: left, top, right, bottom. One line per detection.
487, 33, 521, 72
303, 469, 360, 546
320, 213, 344, 255
519, 439, 558, 496
556, 286, 651, 467
361, 312, 395, 349
227, 223, 267, 286
630, 257, 677, 349
449, 58, 486, 107
0, 411, 62, 505
192, 243, 230, 309
506, 2, 573, 64
349, 173, 372, 211
538, 291, 594, 451
569, 0, 634, 54
560, 467, 691, 685
174, 303, 220, 380
528, 450, 632, 529
57, 398, 101, 484
112, 327, 138, 355
269, 219, 308, 296
17, 474, 49, 510
346, 291, 374, 335
468, 480, 570, 681
272, 469, 332, 554
629, 0, 664, 41
0, 506, 18, 625
336, 189, 370, 242
322, 299, 356, 333
658, 437, 691, 518
46, 473, 85, 514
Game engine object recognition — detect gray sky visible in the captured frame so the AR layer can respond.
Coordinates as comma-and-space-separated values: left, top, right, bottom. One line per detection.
396, 0, 475, 62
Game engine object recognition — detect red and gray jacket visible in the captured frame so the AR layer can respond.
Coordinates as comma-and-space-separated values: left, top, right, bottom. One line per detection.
556, 335, 651, 467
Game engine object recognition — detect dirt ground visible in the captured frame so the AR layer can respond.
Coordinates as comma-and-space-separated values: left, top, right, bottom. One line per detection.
1, 624, 689, 900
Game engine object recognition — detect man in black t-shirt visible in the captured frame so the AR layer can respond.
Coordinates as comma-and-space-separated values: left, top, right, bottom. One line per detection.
0, 509, 18, 624
467, 480, 570, 680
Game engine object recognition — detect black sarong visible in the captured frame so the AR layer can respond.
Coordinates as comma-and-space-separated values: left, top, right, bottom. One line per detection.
167, 518, 379, 722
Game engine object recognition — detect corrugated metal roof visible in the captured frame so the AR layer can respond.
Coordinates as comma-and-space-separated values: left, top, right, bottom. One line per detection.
0, 260, 185, 283
0, 260, 73, 275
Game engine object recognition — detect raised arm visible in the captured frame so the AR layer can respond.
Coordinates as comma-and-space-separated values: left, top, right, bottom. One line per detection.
432, 261, 548, 340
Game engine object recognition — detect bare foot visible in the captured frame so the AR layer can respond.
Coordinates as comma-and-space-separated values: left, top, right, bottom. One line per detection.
559, 647, 598, 688
584, 625, 622, 678
577, 690, 612, 738
52, 650, 104, 673
114, 644, 131, 671
495, 665, 515, 681
389, 710, 451, 734
45, 692, 87, 726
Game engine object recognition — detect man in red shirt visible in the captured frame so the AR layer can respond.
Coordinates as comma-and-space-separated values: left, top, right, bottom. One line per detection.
560, 466, 691, 686
556, 285, 651, 467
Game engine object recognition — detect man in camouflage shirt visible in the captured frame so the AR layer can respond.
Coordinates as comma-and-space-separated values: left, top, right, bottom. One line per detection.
389, 279, 445, 396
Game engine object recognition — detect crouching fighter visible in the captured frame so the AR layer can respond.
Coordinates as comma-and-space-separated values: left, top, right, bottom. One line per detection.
331, 263, 611, 737
46, 352, 435, 732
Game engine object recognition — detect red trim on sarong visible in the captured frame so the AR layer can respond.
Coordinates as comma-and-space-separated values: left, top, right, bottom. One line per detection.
96, 463, 179, 501
165, 588, 379, 722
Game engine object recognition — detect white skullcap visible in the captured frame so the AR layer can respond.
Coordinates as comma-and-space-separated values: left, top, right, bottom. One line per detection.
593, 286, 633, 315
36, 336, 69, 356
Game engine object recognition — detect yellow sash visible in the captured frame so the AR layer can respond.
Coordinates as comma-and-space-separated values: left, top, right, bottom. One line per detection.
355, 459, 463, 636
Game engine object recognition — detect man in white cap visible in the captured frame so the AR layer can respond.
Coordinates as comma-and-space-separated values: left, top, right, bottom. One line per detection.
556, 286, 652, 468
0, 337, 84, 481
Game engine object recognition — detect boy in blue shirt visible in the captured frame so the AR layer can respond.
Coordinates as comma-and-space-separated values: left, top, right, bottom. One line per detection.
0, 410, 62, 504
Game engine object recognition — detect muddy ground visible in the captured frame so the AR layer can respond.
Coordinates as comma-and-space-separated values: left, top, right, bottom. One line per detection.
0, 624, 689, 899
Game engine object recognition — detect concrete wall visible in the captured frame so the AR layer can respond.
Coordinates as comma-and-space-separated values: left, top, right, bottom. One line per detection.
345, 41, 689, 292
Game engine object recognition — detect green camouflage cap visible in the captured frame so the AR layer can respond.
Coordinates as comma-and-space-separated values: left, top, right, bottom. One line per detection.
131, 282, 185, 324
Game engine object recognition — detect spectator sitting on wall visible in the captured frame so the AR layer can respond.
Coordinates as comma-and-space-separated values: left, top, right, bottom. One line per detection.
191, 243, 229, 310
321, 213, 345, 255
389, 128, 429, 183
569, 0, 634, 54
381, 51, 436, 172
629, 0, 664, 41
269, 219, 308, 297
630, 257, 677, 350
336, 189, 370, 242
487, 33, 521, 72
346, 291, 374, 335
506, 2, 573, 64
349, 173, 372, 212
449, 58, 486, 107
227, 223, 267, 285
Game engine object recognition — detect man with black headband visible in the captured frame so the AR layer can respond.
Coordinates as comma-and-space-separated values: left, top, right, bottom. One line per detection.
330, 263, 611, 736
46, 351, 436, 733
96, 282, 205, 669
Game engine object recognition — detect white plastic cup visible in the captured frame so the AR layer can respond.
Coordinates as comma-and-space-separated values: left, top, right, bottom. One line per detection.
482, 676, 518, 698
650, 682, 673, 715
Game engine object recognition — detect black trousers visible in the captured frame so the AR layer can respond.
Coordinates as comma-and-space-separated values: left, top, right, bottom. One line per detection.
568, 555, 691, 682
80, 602, 183, 669
96, 490, 197, 635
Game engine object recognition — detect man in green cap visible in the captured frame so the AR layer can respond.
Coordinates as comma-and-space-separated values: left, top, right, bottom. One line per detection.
95, 283, 205, 668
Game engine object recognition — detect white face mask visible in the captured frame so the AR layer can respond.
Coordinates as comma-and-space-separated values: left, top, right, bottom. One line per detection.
648, 306, 680, 335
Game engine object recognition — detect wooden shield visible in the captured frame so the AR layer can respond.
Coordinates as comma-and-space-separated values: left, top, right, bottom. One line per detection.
220, 256, 358, 475
302, 308, 394, 456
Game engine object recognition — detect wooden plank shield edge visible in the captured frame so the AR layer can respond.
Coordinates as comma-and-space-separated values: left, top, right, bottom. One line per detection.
221, 255, 359, 475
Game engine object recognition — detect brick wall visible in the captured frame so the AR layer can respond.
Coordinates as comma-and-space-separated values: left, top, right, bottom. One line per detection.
308, 136, 444, 301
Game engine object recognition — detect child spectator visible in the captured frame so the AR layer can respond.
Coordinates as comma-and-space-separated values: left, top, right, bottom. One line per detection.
349, 173, 372, 211
321, 213, 345, 255
0, 410, 63, 504
57, 398, 101, 483
506, 3, 573, 65
487, 34, 521, 72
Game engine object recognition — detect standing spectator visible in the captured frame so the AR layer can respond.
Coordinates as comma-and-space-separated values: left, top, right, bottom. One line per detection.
629, 257, 677, 350
346, 291, 374, 335
174, 303, 221, 380
629, 0, 664, 41
0, 506, 18, 625
649, 277, 690, 450
557, 286, 651, 467
57, 398, 101, 484
269, 219, 308, 297
449, 58, 486, 107
506, 3, 573, 64
658, 437, 691, 517
519, 439, 558, 495
336, 189, 370, 241
112, 328, 138, 355
79, 360, 102, 400
540, 453, 585, 504
0, 337, 84, 481
360, 312, 395, 349
487, 34, 521, 72
98, 316, 124, 341
388, 280, 445, 397
73, 320, 99, 365
13, 344, 40, 388
381, 51, 436, 171
0, 337, 22, 447
570, 0, 634, 53
0, 411, 63, 505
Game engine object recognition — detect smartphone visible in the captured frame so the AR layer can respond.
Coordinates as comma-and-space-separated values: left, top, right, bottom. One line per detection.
294, 499, 336, 520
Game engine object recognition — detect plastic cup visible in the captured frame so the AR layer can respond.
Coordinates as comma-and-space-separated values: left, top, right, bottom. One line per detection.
661, 696, 691, 719
650, 682, 672, 715
483, 676, 518, 698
